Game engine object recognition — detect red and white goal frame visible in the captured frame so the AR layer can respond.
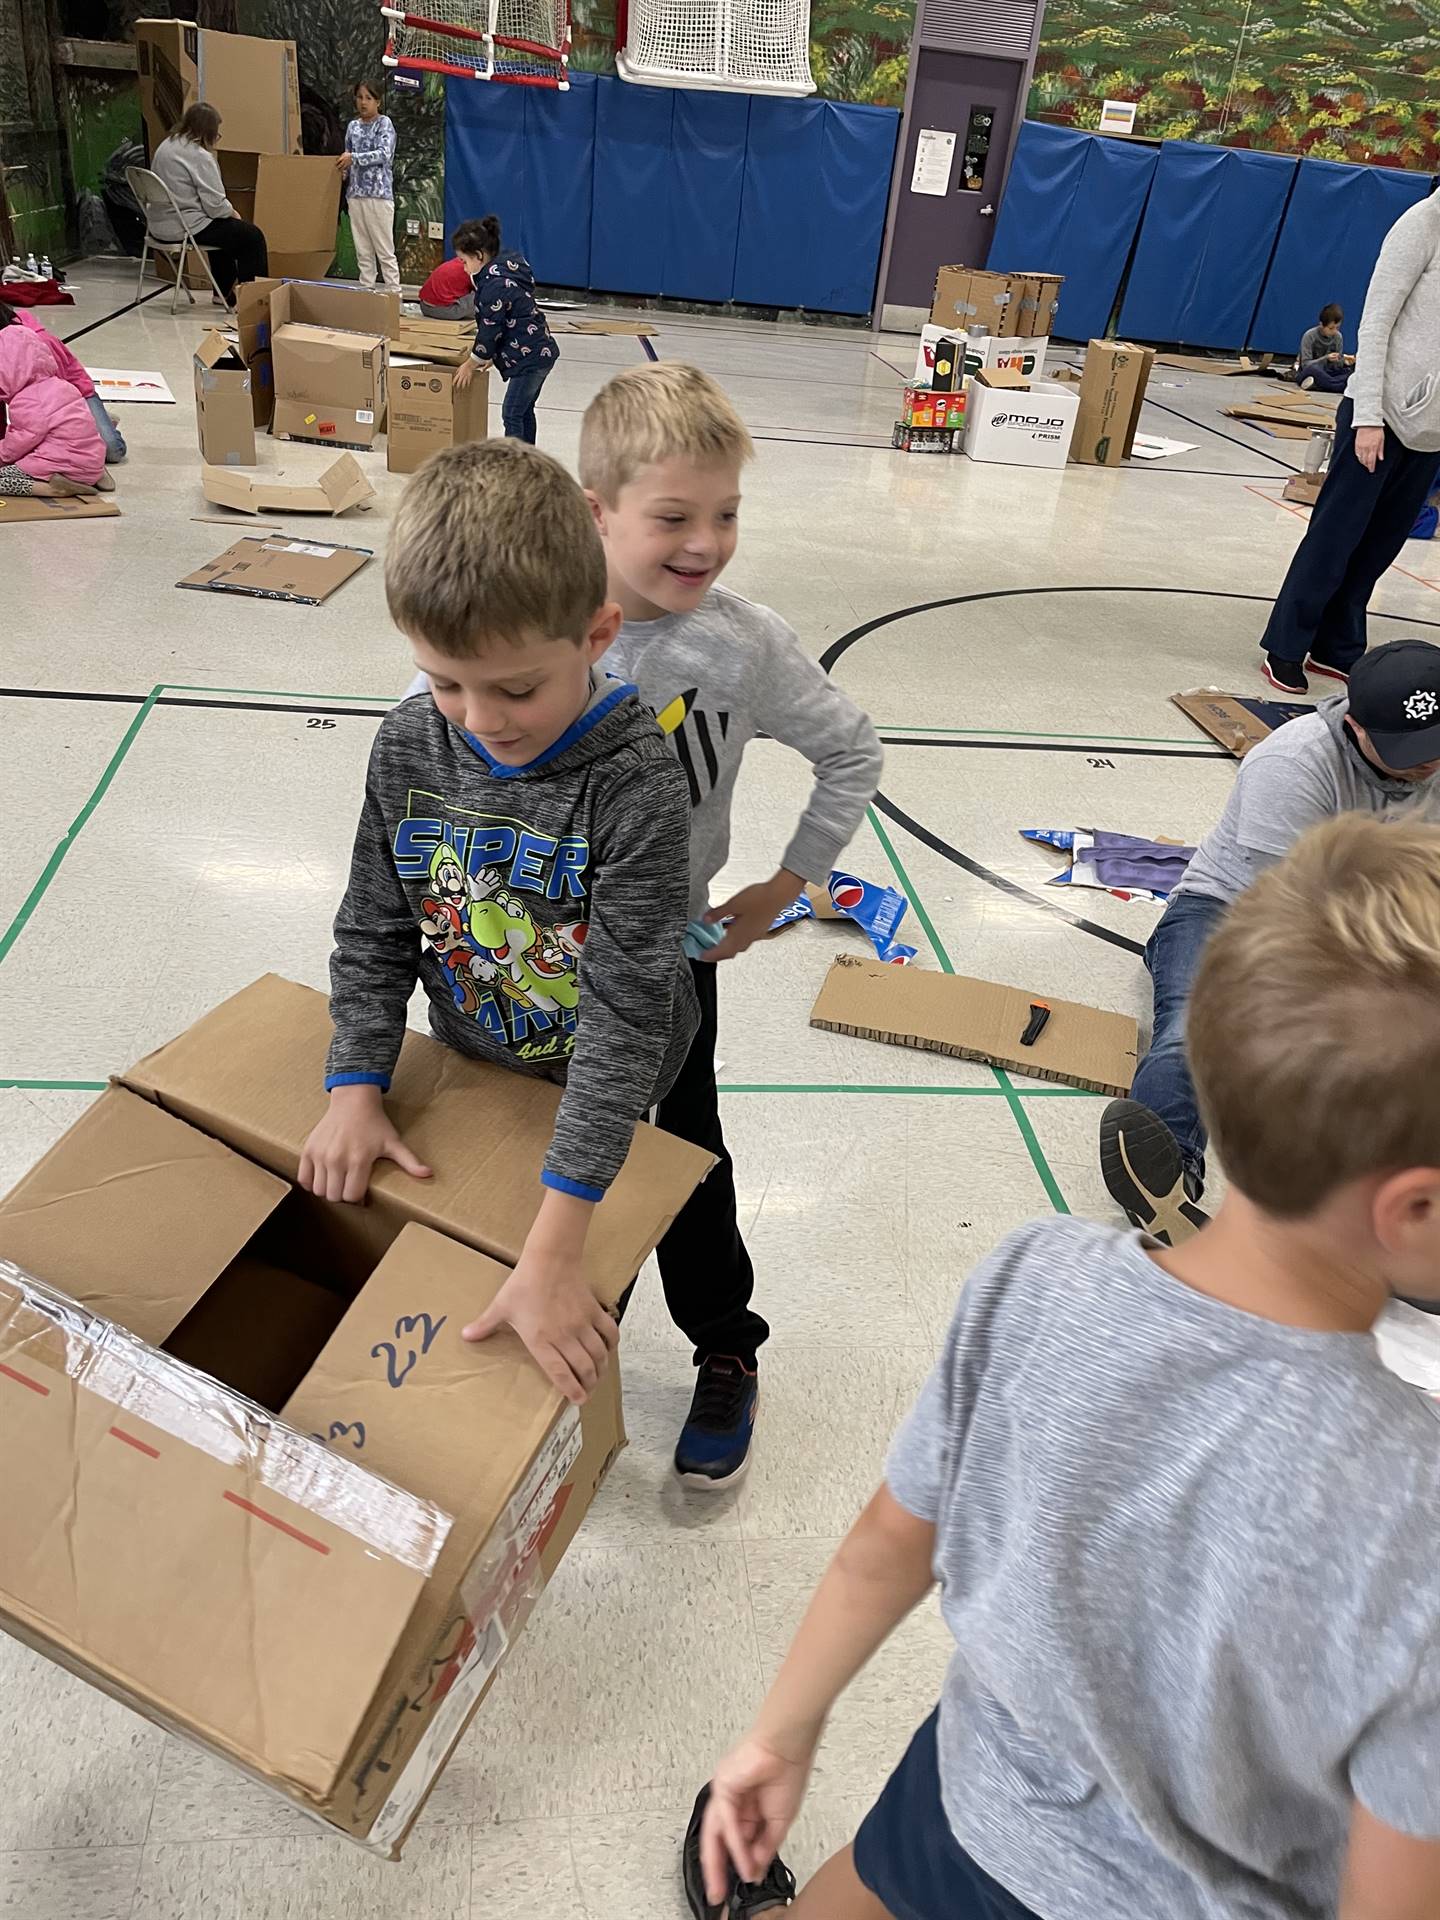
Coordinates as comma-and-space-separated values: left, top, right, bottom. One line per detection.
381, 0, 570, 89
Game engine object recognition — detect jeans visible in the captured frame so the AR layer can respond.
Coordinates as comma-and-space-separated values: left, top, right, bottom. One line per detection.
653, 959, 769, 1366
1260, 398, 1440, 669
501, 362, 551, 443
1129, 890, 1228, 1191
194, 215, 269, 303
85, 393, 126, 463
1298, 357, 1350, 393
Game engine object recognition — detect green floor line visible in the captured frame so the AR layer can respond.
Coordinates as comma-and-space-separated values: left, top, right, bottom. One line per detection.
160, 683, 399, 703
0, 686, 162, 971
866, 805, 1074, 1214
0, 1080, 108, 1092
874, 723, 1208, 747
718, 1082, 1095, 1097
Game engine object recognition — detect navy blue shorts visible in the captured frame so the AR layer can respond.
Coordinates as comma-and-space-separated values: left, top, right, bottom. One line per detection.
853, 1711, 1042, 1920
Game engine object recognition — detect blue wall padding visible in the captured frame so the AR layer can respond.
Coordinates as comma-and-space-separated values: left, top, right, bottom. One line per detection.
1248, 158, 1434, 355
666, 90, 751, 302
988, 123, 1158, 339
590, 81, 674, 297
443, 70, 596, 288
1118, 144, 1296, 348
732, 98, 898, 313
446, 74, 894, 312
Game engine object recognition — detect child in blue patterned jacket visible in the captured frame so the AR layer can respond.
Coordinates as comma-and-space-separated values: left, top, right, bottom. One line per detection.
451, 214, 559, 444
339, 81, 399, 292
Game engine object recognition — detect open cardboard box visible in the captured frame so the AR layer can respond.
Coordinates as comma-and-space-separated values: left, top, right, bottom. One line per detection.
388, 363, 490, 475
0, 975, 711, 1855
195, 329, 256, 467
136, 20, 301, 158
202, 452, 375, 516
238, 279, 401, 429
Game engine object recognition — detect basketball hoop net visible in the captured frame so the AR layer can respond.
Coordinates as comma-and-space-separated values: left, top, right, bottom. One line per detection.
381, 0, 570, 88
615, 0, 813, 96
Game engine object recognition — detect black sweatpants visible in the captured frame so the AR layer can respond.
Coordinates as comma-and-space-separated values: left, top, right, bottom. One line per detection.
1260, 398, 1440, 670
195, 216, 269, 302
653, 958, 769, 1368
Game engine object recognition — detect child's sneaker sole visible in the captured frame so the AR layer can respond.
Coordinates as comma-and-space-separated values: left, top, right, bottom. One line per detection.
676, 1452, 752, 1492
1099, 1099, 1210, 1246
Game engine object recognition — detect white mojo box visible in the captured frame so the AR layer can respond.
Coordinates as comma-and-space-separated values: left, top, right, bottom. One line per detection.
964, 378, 1078, 469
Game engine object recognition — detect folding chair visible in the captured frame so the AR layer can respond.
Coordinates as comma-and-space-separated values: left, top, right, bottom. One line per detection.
125, 166, 230, 313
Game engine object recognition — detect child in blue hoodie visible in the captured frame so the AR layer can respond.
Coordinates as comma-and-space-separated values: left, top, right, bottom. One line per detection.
451, 214, 559, 444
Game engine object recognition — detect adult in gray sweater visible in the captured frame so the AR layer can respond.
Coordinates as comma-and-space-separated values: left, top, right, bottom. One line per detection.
150, 104, 268, 306
1259, 194, 1440, 694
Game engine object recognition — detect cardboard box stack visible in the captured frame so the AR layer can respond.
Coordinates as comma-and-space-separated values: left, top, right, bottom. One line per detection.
930, 265, 1061, 339
0, 975, 711, 1856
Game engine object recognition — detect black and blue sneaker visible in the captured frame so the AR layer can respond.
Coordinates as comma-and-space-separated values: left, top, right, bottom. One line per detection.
674, 1355, 758, 1488
682, 1783, 795, 1916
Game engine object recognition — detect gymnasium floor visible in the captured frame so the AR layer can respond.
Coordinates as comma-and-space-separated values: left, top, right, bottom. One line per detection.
4, 260, 1440, 1920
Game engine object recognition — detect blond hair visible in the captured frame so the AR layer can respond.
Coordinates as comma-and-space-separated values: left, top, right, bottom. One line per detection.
385, 440, 608, 654
578, 363, 754, 502
1188, 812, 1440, 1215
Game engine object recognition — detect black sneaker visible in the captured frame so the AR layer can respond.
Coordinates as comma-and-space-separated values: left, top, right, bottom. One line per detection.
682, 1783, 796, 1917
1099, 1099, 1210, 1246
1305, 652, 1350, 685
1261, 652, 1309, 695
675, 1356, 758, 1488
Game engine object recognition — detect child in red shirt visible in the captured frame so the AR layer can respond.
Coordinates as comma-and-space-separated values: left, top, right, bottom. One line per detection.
418, 254, 474, 321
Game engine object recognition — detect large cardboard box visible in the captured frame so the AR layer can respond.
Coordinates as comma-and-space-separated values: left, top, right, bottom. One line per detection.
1070, 339, 1155, 466
387, 364, 490, 474
136, 20, 301, 158
237, 279, 399, 430
194, 329, 256, 467
811, 955, 1137, 1094
963, 373, 1079, 470
270, 283, 389, 450
960, 334, 1049, 383
220, 154, 342, 283
930, 265, 1013, 334
0, 976, 711, 1854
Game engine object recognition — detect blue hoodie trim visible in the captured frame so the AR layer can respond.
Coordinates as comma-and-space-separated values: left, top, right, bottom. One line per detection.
460, 682, 637, 778
541, 1170, 605, 1203
325, 1071, 392, 1092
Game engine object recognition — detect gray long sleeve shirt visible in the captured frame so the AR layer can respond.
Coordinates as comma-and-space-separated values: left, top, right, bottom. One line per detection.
149, 135, 235, 242
325, 680, 698, 1200
1349, 192, 1440, 449
605, 585, 883, 918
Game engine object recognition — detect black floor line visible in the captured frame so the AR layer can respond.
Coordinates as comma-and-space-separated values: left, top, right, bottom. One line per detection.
823, 584, 1440, 955
1142, 394, 1302, 475
61, 282, 170, 347
872, 794, 1148, 958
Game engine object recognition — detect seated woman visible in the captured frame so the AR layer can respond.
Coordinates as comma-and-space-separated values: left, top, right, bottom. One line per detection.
151, 104, 269, 309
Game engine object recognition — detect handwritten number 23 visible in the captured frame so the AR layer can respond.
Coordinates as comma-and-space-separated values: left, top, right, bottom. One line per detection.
371, 1312, 448, 1388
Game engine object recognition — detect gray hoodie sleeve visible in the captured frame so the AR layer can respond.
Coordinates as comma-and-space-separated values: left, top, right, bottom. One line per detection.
752, 615, 883, 883
324, 763, 420, 1090
1350, 209, 1430, 432
542, 753, 693, 1199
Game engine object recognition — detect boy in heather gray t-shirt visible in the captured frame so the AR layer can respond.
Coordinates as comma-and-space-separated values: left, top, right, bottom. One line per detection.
695, 815, 1440, 1920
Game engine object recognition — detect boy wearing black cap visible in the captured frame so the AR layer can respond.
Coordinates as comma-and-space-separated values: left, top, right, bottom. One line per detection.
1101, 637, 1440, 1243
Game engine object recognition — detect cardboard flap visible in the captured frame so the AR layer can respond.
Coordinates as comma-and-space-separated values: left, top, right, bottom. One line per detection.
0, 1264, 443, 1802
121, 975, 714, 1299
284, 1223, 567, 1519
810, 956, 1138, 1096
975, 367, 1030, 389
250, 156, 342, 254
195, 329, 247, 377
202, 454, 374, 516
0, 1086, 287, 1343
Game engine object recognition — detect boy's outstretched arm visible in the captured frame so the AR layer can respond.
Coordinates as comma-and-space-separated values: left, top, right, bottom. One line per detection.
706, 620, 882, 961
1341, 1805, 1440, 1920
301, 775, 431, 1203
701, 1484, 936, 1901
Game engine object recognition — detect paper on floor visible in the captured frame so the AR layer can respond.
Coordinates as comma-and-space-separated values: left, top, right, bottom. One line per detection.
87, 368, 176, 404
1130, 434, 1199, 460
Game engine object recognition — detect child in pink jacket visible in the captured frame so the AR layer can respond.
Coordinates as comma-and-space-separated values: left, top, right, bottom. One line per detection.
0, 323, 107, 495
0, 299, 125, 462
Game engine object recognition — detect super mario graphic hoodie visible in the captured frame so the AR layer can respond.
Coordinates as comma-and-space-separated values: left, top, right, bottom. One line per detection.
325, 677, 697, 1200
469, 252, 559, 380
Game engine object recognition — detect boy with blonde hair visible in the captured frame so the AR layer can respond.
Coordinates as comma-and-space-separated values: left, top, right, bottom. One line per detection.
581, 362, 883, 1488
303, 439, 697, 1405
692, 810, 1440, 1920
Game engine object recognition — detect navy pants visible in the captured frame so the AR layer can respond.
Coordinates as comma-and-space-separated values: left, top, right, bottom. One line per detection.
1260, 399, 1440, 669
501, 362, 551, 444
1298, 357, 1349, 393
1129, 890, 1227, 1193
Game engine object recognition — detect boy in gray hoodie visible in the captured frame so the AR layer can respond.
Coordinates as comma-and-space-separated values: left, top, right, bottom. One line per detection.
302, 440, 697, 1407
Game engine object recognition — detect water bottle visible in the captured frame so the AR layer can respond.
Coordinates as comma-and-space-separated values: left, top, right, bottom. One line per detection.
1304, 427, 1333, 474
24, 251, 37, 274
38, 255, 52, 279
